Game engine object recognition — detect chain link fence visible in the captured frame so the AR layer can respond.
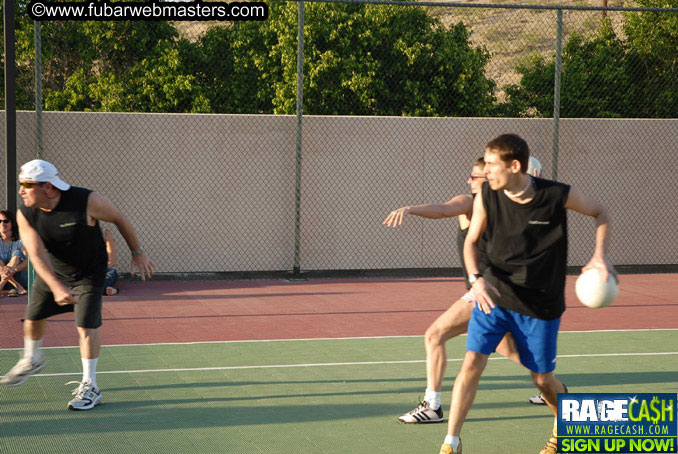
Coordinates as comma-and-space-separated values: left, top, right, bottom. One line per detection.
1, 0, 676, 276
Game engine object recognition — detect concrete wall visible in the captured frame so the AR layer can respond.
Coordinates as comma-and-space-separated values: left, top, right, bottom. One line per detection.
1, 112, 676, 273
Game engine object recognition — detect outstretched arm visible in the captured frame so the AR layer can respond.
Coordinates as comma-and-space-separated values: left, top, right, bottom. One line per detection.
383, 195, 473, 227
87, 193, 156, 280
565, 186, 616, 281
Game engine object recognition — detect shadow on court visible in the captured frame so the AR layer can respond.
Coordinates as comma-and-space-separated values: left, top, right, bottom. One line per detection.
100, 370, 678, 394
0, 403, 416, 436
93, 388, 534, 410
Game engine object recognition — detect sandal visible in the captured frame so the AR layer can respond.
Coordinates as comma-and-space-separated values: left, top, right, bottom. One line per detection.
105, 287, 119, 296
7, 289, 18, 297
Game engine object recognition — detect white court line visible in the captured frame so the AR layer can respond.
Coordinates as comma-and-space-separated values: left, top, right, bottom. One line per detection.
1, 328, 677, 351
2, 351, 677, 379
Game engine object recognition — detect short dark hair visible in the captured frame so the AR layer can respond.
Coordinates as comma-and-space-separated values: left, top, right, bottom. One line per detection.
474, 157, 485, 168
485, 134, 529, 173
0, 210, 20, 241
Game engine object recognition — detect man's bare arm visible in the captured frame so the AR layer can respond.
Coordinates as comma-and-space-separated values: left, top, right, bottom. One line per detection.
383, 195, 473, 227
565, 186, 615, 281
87, 193, 156, 280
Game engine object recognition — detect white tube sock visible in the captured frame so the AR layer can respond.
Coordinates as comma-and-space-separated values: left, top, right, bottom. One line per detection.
424, 388, 442, 410
23, 337, 43, 361
82, 357, 99, 388
444, 435, 460, 450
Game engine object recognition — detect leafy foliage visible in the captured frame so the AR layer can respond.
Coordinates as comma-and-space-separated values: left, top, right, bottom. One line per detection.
2, 0, 495, 116
1, 1, 674, 118
185, 1, 496, 116
503, 6, 677, 118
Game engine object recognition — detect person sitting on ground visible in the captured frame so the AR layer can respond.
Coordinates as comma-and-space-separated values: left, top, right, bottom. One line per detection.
0, 210, 28, 296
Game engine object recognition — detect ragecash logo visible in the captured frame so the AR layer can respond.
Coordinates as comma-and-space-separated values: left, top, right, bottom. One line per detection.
558, 393, 677, 453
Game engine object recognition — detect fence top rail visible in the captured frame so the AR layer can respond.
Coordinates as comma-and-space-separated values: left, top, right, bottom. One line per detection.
288, 0, 678, 13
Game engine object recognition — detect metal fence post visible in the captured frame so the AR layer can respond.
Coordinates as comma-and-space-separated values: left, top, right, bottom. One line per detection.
4, 0, 17, 213
27, 21, 44, 297
35, 21, 43, 159
552, 7, 563, 181
293, 0, 305, 275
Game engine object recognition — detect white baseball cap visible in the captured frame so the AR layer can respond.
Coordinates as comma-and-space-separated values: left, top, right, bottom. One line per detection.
19, 159, 71, 191
527, 156, 542, 177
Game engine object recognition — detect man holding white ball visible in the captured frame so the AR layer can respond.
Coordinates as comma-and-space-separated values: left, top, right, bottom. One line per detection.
437, 133, 616, 454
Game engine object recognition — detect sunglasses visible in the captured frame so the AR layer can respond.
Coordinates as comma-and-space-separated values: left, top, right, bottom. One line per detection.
19, 182, 45, 189
470, 175, 486, 180
0, 219, 9, 224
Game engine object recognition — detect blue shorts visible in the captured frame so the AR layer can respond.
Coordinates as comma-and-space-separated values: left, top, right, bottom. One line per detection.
466, 305, 560, 373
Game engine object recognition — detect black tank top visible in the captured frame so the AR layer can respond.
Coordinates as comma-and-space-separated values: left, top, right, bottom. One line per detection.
457, 195, 489, 290
20, 187, 108, 284
481, 178, 570, 320
457, 227, 471, 289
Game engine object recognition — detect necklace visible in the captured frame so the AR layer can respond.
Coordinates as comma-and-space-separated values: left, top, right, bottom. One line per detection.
504, 176, 533, 198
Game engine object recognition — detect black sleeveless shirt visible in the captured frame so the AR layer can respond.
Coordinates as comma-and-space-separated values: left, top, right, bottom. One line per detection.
457, 194, 489, 290
458, 227, 490, 290
481, 178, 570, 320
457, 227, 472, 289
20, 187, 108, 285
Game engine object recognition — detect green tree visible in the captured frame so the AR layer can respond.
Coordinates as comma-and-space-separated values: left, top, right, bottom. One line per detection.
43, 20, 208, 112
181, 21, 281, 114
504, 23, 631, 118
503, 7, 677, 118
623, 0, 677, 117
2, 1, 208, 112
0, 0, 41, 109
625, 0, 677, 65
297, 3, 495, 116
188, 0, 496, 116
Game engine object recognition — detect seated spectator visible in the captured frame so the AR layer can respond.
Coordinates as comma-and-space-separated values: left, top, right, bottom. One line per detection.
0, 210, 28, 296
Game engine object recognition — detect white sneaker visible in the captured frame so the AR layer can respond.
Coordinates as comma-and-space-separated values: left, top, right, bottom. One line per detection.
67, 379, 103, 411
1, 357, 46, 386
529, 393, 547, 405
529, 384, 568, 405
398, 400, 444, 423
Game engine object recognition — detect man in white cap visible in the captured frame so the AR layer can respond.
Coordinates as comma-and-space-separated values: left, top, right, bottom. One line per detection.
1, 159, 156, 411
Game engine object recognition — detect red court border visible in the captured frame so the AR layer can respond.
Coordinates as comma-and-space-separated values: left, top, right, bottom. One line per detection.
0, 274, 676, 349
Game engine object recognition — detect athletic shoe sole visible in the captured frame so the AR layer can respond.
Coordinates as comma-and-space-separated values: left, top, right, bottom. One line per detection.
397, 401, 445, 424
398, 418, 446, 424
1, 361, 46, 387
68, 395, 103, 411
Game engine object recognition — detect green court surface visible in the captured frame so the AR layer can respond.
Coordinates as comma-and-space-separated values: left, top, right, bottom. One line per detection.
1, 331, 676, 454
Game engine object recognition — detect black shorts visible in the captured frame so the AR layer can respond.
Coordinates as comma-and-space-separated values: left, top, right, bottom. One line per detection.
26, 275, 105, 329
